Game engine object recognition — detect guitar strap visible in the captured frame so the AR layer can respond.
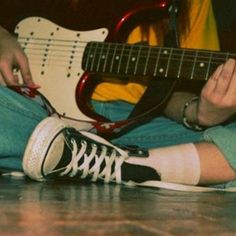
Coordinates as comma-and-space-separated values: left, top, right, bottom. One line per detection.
128, 0, 180, 119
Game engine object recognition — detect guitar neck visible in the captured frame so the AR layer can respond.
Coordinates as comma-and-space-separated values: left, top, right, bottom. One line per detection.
82, 42, 236, 81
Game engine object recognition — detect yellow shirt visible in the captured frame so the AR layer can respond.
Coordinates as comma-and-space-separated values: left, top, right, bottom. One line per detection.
92, 0, 219, 103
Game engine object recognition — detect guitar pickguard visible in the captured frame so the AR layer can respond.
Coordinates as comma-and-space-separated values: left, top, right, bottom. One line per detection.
15, 17, 108, 121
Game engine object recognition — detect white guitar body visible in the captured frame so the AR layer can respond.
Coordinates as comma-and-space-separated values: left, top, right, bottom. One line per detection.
15, 17, 108, 122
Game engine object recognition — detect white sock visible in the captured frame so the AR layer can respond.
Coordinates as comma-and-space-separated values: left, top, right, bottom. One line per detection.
126, 143, 201, 185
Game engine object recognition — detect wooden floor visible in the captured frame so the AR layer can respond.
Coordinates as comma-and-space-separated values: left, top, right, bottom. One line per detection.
0, 175, 236, 236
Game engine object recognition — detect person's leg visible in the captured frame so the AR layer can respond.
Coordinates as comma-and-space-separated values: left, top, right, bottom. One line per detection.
92, 100, 204, 148
0, 86, 48, 171
22, 116, 236, 188
202, 123, 236, 187
92, 100, 236, 186
126, 141, 235, 186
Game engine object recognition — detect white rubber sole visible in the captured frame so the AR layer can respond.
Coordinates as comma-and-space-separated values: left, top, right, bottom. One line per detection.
130, 180, 236, 192
22, 117, 68, 181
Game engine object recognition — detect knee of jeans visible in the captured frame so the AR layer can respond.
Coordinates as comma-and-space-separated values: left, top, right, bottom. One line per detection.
203, 125, 236, 169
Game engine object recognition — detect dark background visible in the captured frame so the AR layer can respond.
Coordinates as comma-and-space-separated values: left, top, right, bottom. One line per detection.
212, 0, 236, 51
0, 0, 236, 51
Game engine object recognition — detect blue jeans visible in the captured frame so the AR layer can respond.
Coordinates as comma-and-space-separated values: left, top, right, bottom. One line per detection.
91, 100, 204, 149
1, 86, 236, 183
0, 86, 48, 170
2, 91, 201, 171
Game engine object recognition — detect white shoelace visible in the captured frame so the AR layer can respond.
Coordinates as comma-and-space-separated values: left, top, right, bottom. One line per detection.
60, 138, 127, 183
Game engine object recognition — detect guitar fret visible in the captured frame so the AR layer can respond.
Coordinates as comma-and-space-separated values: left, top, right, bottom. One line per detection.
84, 42, 94, 71
96, 42, 105, 72
102, 43, 111, 73
194, 51, 209, 80
165, 48, 173, 78
205, 51, 213, 80
143, 46, 151, 76
117, 44, 126, 74
153, 48, 162, 77
125, 44, 134, 74
158, 48, 168, 76
90, 42, 99, 72
155, 49, 169, 76
109, 43, 118, 73
178, 49, 200, 80
134, 45, 142, 75
177, 49, 185, 78
190, 50, 198, 80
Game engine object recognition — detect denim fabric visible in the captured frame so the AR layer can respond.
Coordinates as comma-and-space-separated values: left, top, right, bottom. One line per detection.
1, 88, 235, 180
91, 100, 205, 149
0, 86, 48, 170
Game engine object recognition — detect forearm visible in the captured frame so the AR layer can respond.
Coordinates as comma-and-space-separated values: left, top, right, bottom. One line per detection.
163, 91, 198, 124
164, 59, 236, 128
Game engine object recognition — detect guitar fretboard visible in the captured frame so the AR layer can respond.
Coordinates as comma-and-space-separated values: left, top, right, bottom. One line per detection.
82, 42, 236, 81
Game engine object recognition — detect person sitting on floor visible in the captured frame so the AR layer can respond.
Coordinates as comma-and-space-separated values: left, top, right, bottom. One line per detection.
0, 0, 236, 190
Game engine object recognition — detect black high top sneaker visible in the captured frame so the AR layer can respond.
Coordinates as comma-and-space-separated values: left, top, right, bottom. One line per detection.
23, 117, 161, 185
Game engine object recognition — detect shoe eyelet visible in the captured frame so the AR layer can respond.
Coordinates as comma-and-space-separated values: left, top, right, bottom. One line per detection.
81, 140, 87, 145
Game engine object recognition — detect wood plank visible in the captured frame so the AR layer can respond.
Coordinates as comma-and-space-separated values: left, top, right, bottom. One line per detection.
0, 176, 235, 235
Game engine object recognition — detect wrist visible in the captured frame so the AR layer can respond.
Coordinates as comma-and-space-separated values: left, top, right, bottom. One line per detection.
181, 96, 204, 131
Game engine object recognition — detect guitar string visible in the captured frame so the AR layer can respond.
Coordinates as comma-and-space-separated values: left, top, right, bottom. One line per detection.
17, 43, 235, 65
19, 52, 231, 78
18, 47, 233, 66
18, 47, 234, 69
18, 51, 232, 68
17, 38, 236, 71
19, 46, 236, 64
22, 53, 228, 66
20, 53, 229, 71
17, 56, 221, 81
18, 37, 236, 62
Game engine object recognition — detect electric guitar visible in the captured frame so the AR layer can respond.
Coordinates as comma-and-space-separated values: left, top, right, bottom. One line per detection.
14, 12, 235, 135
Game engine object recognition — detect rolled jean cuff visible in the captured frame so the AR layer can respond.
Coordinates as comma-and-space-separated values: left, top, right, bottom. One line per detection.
203, 125, 236, 169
